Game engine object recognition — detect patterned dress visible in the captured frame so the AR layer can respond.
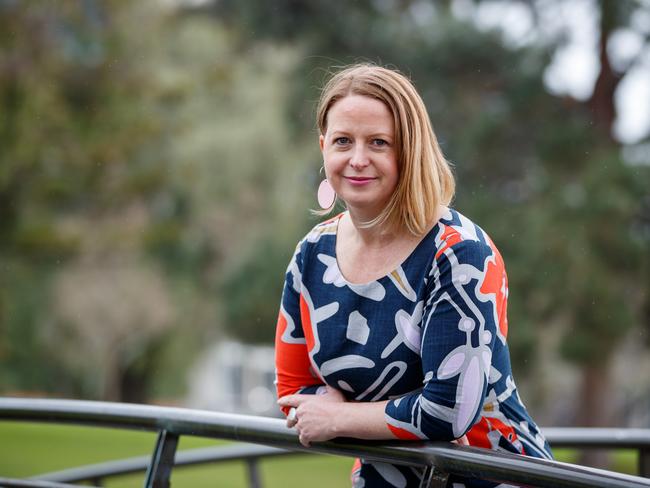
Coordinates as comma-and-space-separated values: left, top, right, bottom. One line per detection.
275, 208, 553, 487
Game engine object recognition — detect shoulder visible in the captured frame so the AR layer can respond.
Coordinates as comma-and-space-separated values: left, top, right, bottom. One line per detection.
303, 213, 342, 245
289, 213, 343, 269
433, 208, 503, 268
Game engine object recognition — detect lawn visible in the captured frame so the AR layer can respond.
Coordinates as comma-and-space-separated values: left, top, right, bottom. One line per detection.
0, 421, 352, 487
0, 421, 639, 487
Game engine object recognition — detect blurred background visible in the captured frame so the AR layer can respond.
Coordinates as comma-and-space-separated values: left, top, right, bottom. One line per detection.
1, 0, 649, 451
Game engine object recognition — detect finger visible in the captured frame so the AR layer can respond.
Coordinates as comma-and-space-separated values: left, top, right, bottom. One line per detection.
299, 432, 311, 447
286, 417, 298, 428
451, 435, 469, 446
286, 409, 298, 428
277, 394, 308, 407
286, 407, 298, 428
287, 407, 298, 421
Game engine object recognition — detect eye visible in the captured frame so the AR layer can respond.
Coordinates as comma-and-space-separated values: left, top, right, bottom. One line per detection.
372, 138, 388, 147
334, 137, 350, 145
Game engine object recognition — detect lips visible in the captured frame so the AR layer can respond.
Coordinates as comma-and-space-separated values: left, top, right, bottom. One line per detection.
345, 176, 376, 182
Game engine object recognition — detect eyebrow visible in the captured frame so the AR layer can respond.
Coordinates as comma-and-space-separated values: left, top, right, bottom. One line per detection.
330, 130, 393, 139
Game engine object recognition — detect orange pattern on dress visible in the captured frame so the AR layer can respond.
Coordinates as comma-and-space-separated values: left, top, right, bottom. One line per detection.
434, 226, 463, 259
274, 307, 318, 415
479, 240, 509, 339
388, 424, 421, 440
299, 294, 315, 352
467, 416, 523, 453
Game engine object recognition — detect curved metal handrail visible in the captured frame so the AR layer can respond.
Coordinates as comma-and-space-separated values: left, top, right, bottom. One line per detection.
1, 398, 649, 488
0, 479, 98, 488
30, 433, 650, 486
544, 427, 650, 448
32, 444, 297, 484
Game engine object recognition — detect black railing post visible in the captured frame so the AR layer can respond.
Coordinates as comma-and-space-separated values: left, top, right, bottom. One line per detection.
144, 429, 179, 488
640, 448, 650, 478
245, 458, 262, 488
419, 465, 449, 488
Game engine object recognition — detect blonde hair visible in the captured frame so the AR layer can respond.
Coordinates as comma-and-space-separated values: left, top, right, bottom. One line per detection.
316, 63, 455, 236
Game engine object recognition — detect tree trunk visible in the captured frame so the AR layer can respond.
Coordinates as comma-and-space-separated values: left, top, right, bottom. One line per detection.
576, 361, 613, 469
588, 0, 622, 139
120, 364, 151, 404
101, 354, 122, 402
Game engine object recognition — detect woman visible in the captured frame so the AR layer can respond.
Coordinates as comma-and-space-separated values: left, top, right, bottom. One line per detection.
275, 64, 552, 487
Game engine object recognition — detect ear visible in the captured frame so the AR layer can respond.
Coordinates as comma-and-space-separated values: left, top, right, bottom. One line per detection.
319, 134, 325, 153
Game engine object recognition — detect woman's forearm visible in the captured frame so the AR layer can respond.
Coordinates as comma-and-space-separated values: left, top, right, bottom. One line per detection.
331, 400, 394, 440
278, 389, 396, 445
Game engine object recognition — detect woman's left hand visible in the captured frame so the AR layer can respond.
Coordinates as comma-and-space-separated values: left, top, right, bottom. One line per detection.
452, 434, 469, 445
278, 386, 346, 447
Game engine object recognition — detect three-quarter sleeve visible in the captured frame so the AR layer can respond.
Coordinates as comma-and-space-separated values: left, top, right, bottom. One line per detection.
385, 238, 506, 441
274, 241, 325, 414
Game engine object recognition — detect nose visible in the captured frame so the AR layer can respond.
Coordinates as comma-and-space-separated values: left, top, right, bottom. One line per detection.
349, 145, 370, 170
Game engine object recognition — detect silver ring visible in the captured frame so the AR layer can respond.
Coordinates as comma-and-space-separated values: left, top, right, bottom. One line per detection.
287, 407, 297, 422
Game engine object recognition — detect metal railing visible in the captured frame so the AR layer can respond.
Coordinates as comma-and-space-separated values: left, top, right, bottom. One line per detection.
23, 429, 650, 487
544, 427, 650, 476
1, 397, 649, 488
29, 444, 297, 487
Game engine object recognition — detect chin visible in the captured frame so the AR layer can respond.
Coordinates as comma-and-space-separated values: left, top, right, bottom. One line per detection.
343, 198, 388, 215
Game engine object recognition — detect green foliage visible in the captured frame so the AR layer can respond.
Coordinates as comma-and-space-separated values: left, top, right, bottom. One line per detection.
0, 1, 316, 398
212, 0, 650, 395
0, 2, 197, 399
221, 238, 295, 344
0, 263, 63, 393
0, 0, 648, 411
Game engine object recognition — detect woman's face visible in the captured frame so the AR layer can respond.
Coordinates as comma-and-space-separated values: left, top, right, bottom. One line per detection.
319, 95, 398, 220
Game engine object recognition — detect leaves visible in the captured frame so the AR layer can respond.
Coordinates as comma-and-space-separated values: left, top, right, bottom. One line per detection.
0, 0, 648, 405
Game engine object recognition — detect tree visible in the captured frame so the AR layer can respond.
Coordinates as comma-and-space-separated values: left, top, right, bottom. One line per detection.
204, 0, 650, 443
49, 257, 175, 401
0, 0, 315, 399
0, 1, 186, 400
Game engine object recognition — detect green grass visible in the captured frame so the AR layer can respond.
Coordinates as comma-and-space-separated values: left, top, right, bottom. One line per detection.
551, 447, 638, 475
0, 421, 351, 487
0, 422, 640, 487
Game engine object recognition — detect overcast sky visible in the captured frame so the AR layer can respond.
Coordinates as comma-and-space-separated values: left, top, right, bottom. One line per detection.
453, 0, 650, 145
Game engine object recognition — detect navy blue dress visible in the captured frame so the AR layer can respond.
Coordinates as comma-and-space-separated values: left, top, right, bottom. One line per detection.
275, 208, 552, 487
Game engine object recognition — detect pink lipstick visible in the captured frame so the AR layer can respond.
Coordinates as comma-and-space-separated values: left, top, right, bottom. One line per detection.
345, 176, 376, 186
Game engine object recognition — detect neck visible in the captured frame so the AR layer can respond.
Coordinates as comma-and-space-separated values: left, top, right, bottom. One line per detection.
344, 204, 447, 246
345, 209, 398, 248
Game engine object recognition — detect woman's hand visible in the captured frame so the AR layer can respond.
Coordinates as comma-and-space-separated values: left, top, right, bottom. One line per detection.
452, 434, 469, 445
277, 386, 346, 447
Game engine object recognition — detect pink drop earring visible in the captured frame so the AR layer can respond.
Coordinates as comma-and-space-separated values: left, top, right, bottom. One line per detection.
317, 167, 336, 210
